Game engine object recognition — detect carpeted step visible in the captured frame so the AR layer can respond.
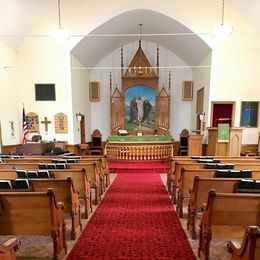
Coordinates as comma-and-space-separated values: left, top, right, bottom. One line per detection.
108, 159, 169, 174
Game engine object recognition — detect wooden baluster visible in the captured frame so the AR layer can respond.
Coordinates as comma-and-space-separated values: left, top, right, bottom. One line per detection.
126, 147, 129, 160
128, 146, 131, 160
138, 146, 141, 160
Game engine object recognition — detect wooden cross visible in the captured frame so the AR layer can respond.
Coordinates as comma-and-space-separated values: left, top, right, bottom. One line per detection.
41, 117, 51, 132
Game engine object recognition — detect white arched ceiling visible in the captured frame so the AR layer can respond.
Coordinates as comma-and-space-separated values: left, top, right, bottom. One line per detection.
71, 9, 211, 68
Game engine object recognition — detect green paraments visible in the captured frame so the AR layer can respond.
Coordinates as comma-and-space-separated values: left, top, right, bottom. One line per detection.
108, 135, 172, 142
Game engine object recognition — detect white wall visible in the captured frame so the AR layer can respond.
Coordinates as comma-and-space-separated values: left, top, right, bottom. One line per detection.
0, 42, 20, 146
16, 38, 75, 143
209, 35, 260, 144
70, 55, 91, 143
192, 54, 212, 143
1, 0, 260, 146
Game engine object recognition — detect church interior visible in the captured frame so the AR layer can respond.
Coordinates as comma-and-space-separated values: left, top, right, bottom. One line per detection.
0, 0, 260, 259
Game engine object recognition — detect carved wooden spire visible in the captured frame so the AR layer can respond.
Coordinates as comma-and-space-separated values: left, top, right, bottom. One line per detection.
139, 24, 142, 48
109, 72, 112, 97
121, 45, 124, 78
157, 45, 159, 77
168, 70, 171, 93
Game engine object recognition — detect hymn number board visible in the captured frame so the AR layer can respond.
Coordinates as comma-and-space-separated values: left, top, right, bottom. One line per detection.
26, 112, 39, 133
55, 113, 68, 133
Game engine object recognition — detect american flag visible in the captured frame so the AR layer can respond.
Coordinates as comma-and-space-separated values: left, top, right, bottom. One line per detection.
22, 107, 28, 144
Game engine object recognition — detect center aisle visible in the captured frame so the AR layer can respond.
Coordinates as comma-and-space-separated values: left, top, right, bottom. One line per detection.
67, 173, 196, 259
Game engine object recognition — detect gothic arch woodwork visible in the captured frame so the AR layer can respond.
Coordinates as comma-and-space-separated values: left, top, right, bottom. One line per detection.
110, 43, 171, 135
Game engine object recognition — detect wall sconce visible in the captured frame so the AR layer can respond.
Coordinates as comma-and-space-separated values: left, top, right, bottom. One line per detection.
199, 112, 206, 121
76, 113, 83, 122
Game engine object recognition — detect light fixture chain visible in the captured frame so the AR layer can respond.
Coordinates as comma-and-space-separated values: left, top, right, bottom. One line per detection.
58, 0, 61, 28
221, 0, 225, 25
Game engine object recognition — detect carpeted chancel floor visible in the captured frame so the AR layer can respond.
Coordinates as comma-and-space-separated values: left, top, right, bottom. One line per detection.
67, 169, 196, 259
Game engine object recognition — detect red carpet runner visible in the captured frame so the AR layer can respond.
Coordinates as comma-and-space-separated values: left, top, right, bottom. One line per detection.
108, 160, 169, 174
67, 173, 196, 259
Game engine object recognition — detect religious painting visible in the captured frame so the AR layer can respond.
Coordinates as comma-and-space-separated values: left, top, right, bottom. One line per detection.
125, 85, 156, 131
26, 112, 39, 133
54, 113, 68, 133
240, 101, 259, 127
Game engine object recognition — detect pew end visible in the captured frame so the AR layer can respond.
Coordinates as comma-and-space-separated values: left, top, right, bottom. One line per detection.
0, 238, 21, 260
0, 188, 67, 259
227, 226, 260, 260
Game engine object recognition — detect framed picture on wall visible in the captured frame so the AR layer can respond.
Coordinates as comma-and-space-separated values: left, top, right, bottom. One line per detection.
240, 101, 259, 127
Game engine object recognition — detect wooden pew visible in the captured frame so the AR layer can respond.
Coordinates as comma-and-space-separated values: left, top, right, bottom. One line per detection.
0, 162, 102, 205
50, 168, 92, 216
0, 163, 38, 170
0, 238, 20, 260
176, 168, 260, 218
0, 168, 92, 219
66, 163, 102, 204
198, 190, 260, 260
2, 155, 110, 188
227, 225, 260, 260
30, 177, 82, 240
171, 162, 260, 203
0, 189, 67, 260
187, 177, 259, 239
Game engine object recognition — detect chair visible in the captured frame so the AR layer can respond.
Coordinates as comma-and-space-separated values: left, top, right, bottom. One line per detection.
31, 134, 42, 142
90, 129, 102, 155
179, 129, 189, 156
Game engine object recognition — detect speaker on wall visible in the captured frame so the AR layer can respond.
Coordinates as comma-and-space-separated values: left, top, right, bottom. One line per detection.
89, 81, 100, 101
182, 81, 193, 101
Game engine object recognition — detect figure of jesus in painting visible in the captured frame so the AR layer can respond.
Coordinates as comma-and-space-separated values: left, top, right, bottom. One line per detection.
141, 99, 152, 124
128, 97, 138, 123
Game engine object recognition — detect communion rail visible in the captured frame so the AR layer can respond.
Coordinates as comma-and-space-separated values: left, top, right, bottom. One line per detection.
105, 142, 174, 160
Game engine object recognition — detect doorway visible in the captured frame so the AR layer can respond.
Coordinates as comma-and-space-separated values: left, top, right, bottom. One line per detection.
80, 115, 86, 144
210, 101, 235, 127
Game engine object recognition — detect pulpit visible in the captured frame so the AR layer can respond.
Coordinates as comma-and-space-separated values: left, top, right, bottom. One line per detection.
207, 127, 244, 156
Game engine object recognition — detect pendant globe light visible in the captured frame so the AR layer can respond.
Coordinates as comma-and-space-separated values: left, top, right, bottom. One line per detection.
50, 0, 70, 42
213, 0, 233, 39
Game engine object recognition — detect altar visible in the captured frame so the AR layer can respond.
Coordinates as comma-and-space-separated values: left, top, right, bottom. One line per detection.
16, 142, 54, 155
105, 135, 174, 160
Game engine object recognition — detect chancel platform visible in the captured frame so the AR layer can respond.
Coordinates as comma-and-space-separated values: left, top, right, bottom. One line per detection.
105, 135, 174, 160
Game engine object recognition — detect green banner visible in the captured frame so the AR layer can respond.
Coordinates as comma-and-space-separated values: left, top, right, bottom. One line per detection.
217, 123, 229, 142
108, 135, 172, 142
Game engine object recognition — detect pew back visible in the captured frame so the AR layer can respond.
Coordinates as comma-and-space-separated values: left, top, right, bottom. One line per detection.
0, 189, 66, 259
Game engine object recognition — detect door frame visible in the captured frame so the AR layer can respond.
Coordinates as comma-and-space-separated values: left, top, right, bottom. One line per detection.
210, 101, 236, 127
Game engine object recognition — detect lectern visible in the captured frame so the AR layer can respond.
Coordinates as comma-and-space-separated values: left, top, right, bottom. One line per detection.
207, 127, 244, 156
188, 134, 203, 156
